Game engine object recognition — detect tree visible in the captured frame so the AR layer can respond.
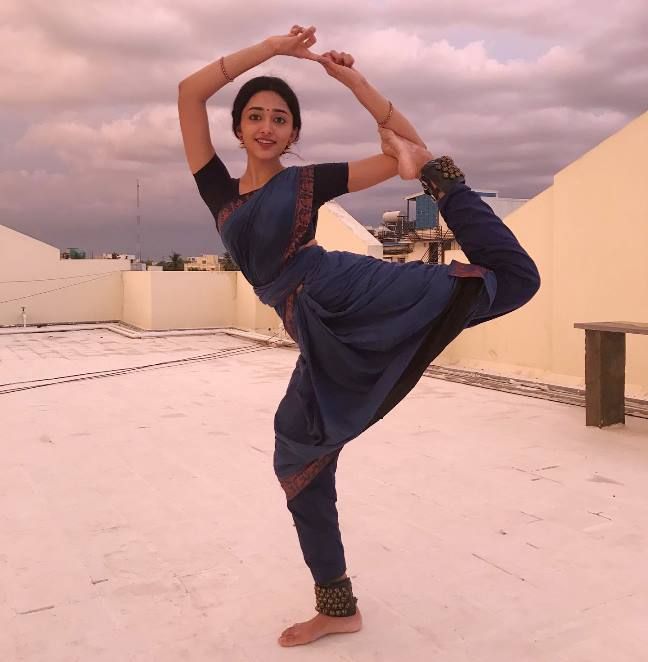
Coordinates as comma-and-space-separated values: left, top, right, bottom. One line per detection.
220, 251, 239, 271
168, 252, 184, 271
156, 252, 185, 271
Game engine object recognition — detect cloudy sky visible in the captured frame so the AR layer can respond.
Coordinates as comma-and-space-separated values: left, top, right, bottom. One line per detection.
1, 1, 647, 260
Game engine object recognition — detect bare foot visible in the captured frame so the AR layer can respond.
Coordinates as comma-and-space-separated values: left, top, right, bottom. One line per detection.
278, 609, 363, 647
379, 128, 433, 180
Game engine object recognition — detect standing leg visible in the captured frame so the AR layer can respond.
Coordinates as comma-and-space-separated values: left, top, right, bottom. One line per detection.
285, 451, 347, 585
276, 450, 363, 647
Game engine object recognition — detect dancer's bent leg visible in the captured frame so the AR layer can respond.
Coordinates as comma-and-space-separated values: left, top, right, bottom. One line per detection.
436, 181, 540, 323
379, 129, 540, 322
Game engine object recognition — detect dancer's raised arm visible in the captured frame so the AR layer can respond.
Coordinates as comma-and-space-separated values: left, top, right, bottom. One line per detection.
319, 51, 427, 149
178, 26, 320, 173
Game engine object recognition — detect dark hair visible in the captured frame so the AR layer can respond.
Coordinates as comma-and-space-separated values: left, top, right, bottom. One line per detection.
231, 76, 302, 141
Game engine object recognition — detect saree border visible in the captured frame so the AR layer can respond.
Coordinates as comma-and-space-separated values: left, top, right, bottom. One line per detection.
283, 165, 315, 265
278, 451, 338, 501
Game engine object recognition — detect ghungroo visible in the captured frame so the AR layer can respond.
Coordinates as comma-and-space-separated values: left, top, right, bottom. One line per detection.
314, 577, 358, 617
420, 156, 465, 200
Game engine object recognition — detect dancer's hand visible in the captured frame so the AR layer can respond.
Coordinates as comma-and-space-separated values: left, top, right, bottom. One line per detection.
319, 50, 366, 89
268, 25, 321, 61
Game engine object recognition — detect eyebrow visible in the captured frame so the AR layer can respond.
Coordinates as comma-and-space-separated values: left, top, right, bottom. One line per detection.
249, 106, 288, 115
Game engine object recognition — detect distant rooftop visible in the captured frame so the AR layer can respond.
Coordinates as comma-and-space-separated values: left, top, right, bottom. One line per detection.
2, 326, 648, 661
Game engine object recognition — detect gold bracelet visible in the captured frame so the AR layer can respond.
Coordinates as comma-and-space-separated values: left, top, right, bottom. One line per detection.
377, 100, 393, 127
220, 56, 234, 83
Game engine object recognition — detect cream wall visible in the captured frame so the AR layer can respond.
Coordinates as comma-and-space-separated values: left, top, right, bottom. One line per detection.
121, 272, 153, 329
234, 272, 282, 332
550, 115, 648, 387
317, 201, 383, 258
0, 224, 128, 326
122, 271, 238, 330
408, 242, 428, 262
439, 111, 648, 393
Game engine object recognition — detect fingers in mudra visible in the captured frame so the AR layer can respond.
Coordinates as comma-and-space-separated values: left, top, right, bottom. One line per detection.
296, 26, 317, 50
325, 50, 354, 67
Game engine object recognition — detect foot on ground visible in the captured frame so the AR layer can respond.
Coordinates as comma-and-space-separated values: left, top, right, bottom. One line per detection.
278, 610, 363, 647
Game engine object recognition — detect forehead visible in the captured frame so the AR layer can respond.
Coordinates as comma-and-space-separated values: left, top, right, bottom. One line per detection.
244, 90, 291, 113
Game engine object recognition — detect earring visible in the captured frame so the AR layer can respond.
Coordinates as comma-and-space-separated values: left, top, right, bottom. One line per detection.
239, 140, 245, 149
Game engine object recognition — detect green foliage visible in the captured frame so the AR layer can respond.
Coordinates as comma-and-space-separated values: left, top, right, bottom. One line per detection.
156, 252, 185, 271
220, 251, 239, 271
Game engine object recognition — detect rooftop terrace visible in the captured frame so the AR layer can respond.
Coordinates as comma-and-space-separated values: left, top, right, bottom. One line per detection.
1, 326, 648, 661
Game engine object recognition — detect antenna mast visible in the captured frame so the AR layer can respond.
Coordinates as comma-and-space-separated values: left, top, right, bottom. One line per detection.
136, 178, 142, 262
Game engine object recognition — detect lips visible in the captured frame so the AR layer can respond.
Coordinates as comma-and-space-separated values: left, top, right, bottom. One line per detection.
256, 138, 276, 146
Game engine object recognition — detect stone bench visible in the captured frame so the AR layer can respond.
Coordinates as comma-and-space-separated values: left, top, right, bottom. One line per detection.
574, 322, 648, 427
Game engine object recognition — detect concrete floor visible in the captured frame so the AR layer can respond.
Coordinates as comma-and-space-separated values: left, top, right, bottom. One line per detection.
1, 328, 648, 661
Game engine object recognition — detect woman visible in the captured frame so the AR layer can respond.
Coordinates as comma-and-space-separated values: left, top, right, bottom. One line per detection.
178, 25, 540, 647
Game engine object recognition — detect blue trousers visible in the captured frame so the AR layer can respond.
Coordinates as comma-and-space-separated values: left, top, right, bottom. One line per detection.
284, 184, 540, 585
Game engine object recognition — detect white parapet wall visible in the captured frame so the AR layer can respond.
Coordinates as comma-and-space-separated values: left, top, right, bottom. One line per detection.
317, 201, 383, 258
122, 270, 240, 331
0, 225, 128, 326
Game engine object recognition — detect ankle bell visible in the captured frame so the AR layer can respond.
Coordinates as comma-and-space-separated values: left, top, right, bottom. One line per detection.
420, 156, 466, 201
314, 577, 358, 617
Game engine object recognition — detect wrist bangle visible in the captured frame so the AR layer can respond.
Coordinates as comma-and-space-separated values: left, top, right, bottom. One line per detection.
377, 100, 393, 127
220, 56, 234, 83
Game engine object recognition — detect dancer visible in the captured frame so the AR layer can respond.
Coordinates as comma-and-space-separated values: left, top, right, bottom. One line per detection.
178, 25, 540, 647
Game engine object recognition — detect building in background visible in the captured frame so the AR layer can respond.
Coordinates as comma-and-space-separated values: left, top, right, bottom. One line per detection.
100, 253, 136, 262
61, 247, 86, 259
368, 189, 528, 265
184, 254, 220, 271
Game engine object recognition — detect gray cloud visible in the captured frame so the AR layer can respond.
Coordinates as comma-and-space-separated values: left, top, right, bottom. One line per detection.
1, 0, 647, 258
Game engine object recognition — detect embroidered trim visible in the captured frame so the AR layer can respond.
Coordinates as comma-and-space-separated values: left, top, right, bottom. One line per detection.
216, 197, 248, 232
448, 260, 490, 280
283, 166, 314, 264
283, 292, 298, 341
279, 452, 337, 501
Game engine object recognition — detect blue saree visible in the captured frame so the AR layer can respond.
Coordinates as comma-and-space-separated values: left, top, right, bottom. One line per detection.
201, 160, 500, 489
195, 153, 540, 587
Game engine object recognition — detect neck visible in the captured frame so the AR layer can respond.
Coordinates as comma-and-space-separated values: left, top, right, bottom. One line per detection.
240, 157, 284, 189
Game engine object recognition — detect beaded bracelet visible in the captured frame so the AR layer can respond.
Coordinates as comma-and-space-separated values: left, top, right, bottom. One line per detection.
220, 56, 234, 83
377, 100, 393, 128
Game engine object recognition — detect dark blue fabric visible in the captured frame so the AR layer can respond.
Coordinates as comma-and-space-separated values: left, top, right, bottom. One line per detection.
269, 247, 495, 477
438, 184, 540, 325
219, 166, 302, 287
286, 450, 346, 585
274, 183, 540, 585
220, 167, 526, 481
198, 161, 539, 585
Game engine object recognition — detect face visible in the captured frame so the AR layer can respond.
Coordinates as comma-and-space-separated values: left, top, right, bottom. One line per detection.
237, 90, 298, 161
